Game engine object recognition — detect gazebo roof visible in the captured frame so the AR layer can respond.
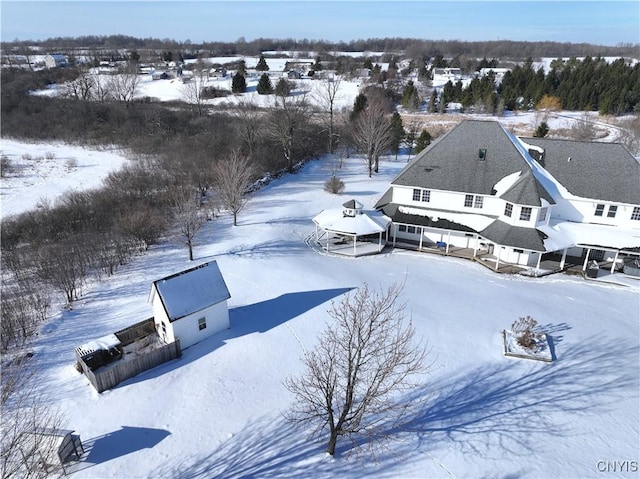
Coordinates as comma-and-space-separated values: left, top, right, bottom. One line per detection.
313, 207, 391, 236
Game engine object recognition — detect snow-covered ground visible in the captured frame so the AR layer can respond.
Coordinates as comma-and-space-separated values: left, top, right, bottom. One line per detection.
0, 140, 131, 218
1, 135, 638, 478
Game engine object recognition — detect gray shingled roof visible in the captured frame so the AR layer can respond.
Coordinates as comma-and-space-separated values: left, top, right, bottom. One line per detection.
391, 120, 552, 206
480, 220, 547, 251
524, 137, 640, 204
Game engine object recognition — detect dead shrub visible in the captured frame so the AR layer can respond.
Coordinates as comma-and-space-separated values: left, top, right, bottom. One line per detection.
324, 175, 345, 194
511, 315, 539, 350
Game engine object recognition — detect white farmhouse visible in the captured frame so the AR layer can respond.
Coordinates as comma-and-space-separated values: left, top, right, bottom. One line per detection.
375, 120, 640, 274
44, 53, 68, 68
149, 261, 231, 350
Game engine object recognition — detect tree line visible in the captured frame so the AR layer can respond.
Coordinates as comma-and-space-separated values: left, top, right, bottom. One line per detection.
440, 56, 640, 115
5, 35, 637, 60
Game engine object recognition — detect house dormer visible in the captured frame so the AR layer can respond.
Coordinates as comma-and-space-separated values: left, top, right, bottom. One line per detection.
343, 199, 363, 217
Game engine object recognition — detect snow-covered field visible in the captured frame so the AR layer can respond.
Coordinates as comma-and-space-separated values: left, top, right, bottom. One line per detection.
1, 133, 638, 478
2, 65, 639, 476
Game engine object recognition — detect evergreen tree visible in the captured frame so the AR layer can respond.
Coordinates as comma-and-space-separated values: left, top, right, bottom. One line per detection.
257, 73, 273, 95
350, 93, 368, 121
401, 81, 421, 111
256, 54, 269, 71
414, 129, 432, 153
275, 77, 292, 97
231, 72, 247, 93
363, 57, 373, 70
428, 90, 438, 113
534, 122, 549, 138
390, 112, 405, 160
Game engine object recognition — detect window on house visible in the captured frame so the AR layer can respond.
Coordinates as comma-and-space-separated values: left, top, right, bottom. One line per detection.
537, 207, 548, 222
514, 249, 524, 254
474, 196, 483, 208
198, 317, 207, 331
398, 224, 407, 232
161, 322, 167, 336
464, 194, 474, 207
594, 204, 605, 216
412, 189, 421, 201
504, 203, 513, 217
478, 148, 487, 161
632, 207, 640, 221
607, 205, 617, 218
421, 189, 431, 202
519, 207, 532, 221
407, 226, 416, 234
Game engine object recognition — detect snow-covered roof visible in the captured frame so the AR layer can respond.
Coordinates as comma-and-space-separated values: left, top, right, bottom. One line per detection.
150, 261, 231, 322
313, 208, 391, 236
76, 333, 121, 357
539, 220, 640, 251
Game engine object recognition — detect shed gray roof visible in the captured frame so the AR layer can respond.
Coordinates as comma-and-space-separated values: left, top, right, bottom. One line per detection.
392, 120, 553, 206
523, 137, 640, 204
151, 261, 230, 322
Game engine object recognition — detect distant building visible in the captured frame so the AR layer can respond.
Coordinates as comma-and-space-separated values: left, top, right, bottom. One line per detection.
44, 54, 68, 68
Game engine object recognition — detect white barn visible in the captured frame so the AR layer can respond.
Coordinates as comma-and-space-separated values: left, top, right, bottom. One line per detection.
149, 261, 231, 350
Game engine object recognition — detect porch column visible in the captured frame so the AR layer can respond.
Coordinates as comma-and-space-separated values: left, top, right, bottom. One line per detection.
393, 224, 397, 246
446, 231, 451, 254
495, 246, 501, 270
419, 227, 424, 250
536, 252, 542, 270
582, 248, 592, 271
353, 235, 357, 256
326, 233, 330, 253
560, 248, 568, 269
611, 250, 620, 274
378, 231, 383, 252
473, 235, 479, 258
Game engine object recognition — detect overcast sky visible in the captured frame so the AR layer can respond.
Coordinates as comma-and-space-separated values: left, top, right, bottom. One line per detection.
1, 1, 638, 46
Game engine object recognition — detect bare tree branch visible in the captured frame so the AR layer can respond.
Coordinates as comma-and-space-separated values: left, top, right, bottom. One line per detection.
212, 150, 256, 226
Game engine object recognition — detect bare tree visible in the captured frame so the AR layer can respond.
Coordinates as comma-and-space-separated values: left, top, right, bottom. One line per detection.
267, 94, 309, 173
171, 187, 207, 261
106, 63, 140, 107
285, 283, 428, 457
352, 100, 394, 177
234, 99, 264, 159
64, 72, 97, 101
314, 76, 343, 153
182, 72, 208, 117
1, 362, 66, 479
212, 150, 256, 226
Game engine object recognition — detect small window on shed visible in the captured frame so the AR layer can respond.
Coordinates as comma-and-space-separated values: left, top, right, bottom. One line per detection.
478, 148, 487, 161
198, 318, 207, 331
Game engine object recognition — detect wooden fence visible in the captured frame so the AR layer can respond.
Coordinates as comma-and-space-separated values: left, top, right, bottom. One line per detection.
77, 319, 181, 393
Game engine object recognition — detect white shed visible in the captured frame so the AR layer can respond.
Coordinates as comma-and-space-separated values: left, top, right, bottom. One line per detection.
149, 261, 231, 350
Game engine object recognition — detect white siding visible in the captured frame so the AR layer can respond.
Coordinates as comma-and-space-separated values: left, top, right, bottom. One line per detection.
170, 301, 230, 350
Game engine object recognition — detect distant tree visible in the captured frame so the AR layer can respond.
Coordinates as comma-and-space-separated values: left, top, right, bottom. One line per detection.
182, 75, 208, 117
172, 187, 207, 261
275, 77, 292, 97
231, 72, 247, 93
255, 54, 269, 71
349, 93, 368, 122
390, 111, 405, 160
428, 90, 438, 113
106, 63, 140, 107
324, 175, 345, 194
267, 94, 309, 173
285, 283, 428, 457
401, 81, 421, 111
363, 57, 373, 70
314, 77, 343, 153
534, 122, 549, 138
237, 60, 247, 76
256, 73, 273, 95
414, 129, 432, 154
234, 98, 263, 158
352, 99, 394, 177
212, 150, 256, 226
129, 50, 140, 62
